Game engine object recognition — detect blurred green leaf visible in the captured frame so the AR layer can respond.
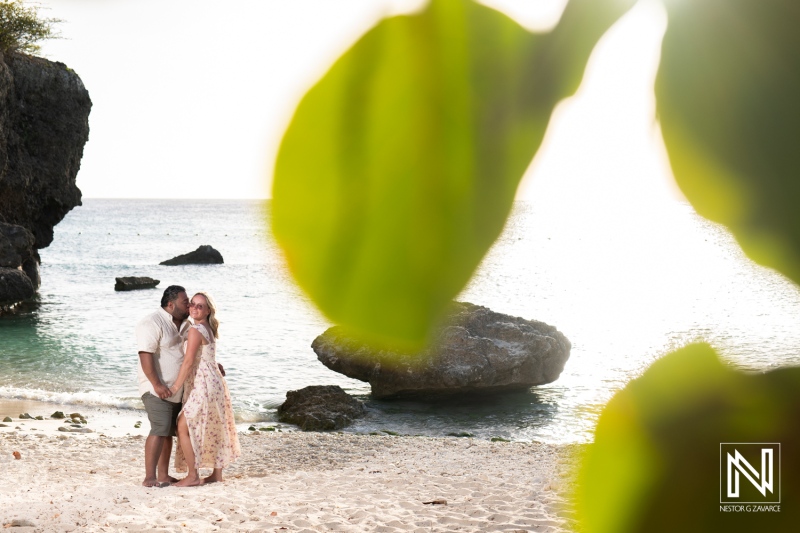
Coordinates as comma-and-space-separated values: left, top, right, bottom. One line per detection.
575, 343, 800, 532
656, 0, 800, 283
272, 0, 635, 347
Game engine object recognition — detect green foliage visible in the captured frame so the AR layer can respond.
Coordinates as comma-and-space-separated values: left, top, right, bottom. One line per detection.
273, 0, 800, 528
0, 0, 60, 55
656, 0, 800, 285
272, 0, 635, 347
575, 344, 800, 532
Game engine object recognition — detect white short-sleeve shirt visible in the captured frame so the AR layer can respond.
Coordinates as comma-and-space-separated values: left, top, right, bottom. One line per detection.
136, 308, 190, 403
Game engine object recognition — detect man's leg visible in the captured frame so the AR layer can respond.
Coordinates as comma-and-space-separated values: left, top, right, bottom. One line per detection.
157, 436, 178, 483
141, 392, 179, 487
143, 435, 165, 487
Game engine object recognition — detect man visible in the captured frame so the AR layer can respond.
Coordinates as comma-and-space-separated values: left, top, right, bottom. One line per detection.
136, 285, 190, 487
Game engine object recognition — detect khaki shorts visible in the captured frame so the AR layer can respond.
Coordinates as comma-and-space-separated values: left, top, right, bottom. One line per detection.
141, 392, 182, 437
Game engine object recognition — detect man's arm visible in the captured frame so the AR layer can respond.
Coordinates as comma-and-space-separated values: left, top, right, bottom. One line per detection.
139, 351, 171, 399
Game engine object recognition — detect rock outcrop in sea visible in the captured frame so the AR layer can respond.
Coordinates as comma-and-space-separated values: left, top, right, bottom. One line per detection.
160, 245, 224, 266
114, 276, 160, 291
312, 302, 571, 399
277, 385, 366, 431
0, 51, 92, 310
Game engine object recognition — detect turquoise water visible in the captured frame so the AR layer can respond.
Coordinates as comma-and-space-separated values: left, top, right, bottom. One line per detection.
1, 198, 799, 443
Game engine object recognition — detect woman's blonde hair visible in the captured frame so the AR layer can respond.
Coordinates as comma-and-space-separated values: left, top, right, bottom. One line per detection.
192, 291, 219, 339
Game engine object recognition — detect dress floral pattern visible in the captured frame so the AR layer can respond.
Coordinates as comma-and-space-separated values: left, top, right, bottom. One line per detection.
175, 324, 241, 472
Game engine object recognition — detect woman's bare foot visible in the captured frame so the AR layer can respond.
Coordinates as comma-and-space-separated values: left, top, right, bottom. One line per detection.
203, 470, 223, 484
157, 475, 179, 484
173, 475, 203, 487
142, 477, 161, 487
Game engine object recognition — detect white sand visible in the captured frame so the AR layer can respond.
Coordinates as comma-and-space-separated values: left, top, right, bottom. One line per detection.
1, 401, 578, 532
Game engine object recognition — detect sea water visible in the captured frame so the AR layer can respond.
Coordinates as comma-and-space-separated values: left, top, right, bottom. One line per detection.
1, 198, 799, 443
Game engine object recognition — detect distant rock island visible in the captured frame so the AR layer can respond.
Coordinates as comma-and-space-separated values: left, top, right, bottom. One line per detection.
115, 277, 160, 292
312, 302, 571, 400
0, 51, 91, 311
160, 245, 224, 266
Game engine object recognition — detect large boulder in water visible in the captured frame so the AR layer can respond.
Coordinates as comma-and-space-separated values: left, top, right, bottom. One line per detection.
160, 245, 223, 265
0, 223, 37, 308
0, 267, 34, 308
312, 302, 571, 400
277, 385, 366, 431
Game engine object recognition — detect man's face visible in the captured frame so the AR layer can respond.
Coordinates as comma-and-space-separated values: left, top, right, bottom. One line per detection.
170, 291, 190, 321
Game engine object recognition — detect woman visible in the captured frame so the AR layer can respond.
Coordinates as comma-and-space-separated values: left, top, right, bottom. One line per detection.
169, 291, 241, 487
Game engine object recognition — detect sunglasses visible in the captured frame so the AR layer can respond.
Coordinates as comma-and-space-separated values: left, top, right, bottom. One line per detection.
189, 302, 207, 310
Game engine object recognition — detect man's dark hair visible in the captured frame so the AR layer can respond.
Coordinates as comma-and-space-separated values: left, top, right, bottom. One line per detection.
161, 285, 186, 308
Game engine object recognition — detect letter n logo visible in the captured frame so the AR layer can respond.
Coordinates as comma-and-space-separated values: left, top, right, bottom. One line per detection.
720, 443, 780, 504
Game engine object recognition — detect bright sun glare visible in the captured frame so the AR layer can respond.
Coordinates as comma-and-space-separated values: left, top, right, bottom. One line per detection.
38, 0, 678, 203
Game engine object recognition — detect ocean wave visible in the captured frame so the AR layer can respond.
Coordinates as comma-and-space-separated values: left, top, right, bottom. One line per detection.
0, 386, 143, 411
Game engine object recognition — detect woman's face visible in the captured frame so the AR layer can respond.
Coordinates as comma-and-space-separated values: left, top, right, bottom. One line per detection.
189, 295, 210, 321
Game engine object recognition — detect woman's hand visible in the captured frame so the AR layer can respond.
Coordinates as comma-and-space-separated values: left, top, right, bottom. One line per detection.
170, 328, 201, 398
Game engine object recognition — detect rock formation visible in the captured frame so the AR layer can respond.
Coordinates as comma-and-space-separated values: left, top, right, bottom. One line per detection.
277, 385, 366, 431
160, 245, 224, 266
0, 221, 36, 304
313, 302, 571, 399
0, 51, 91, 309
114, 276, 160, 291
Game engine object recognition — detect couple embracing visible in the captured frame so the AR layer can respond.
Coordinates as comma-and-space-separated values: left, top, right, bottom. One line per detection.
136, 285, 241, 487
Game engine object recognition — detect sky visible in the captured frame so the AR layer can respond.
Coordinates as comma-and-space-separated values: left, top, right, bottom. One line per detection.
37, 0, 679, 202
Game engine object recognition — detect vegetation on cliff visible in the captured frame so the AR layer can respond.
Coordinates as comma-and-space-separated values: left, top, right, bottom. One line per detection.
0, 0, 60, 55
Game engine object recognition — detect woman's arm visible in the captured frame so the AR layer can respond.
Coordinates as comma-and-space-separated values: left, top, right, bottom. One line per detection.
169, 327, 202, 396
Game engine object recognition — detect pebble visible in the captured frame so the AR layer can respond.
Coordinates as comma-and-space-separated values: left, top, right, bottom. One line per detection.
2, 416, 12, 422
10, 519, 36, 527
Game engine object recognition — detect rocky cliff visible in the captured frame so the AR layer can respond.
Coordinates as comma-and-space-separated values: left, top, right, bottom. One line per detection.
0, 51, 91, 309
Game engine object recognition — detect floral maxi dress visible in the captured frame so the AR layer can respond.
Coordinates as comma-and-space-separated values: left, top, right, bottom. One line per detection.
175, 324, 241, 472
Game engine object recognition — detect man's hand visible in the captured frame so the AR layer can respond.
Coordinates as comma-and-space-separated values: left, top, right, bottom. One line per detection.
154, 382, 171, 399
139, 351, 173, 399
217, 363, 225, 377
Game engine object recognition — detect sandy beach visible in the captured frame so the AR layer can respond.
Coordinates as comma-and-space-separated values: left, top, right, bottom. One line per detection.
0, 400, 578, 532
